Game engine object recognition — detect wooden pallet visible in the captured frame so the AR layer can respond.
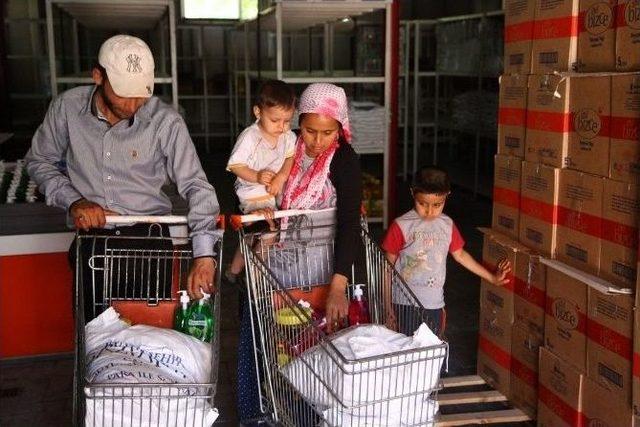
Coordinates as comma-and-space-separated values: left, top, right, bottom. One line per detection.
435, 375, 531, 426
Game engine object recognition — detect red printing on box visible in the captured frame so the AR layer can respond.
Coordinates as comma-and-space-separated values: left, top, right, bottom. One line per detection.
504, 20, 535, 43
601, 218, 638, 249
478, 334, 512, 371
556, 206, 602, 238
493, 187, 520, 210
539, 384, 584, 426
610, 116, 640, 141
514, 276, 546, 310
533, 16, 580, 40
511, 355, 538, 388
520, 196, 558, 224
499, 107, 527, 127
587, 319, 632, 361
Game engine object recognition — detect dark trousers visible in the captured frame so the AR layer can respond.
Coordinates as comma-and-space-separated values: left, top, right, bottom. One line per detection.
237, 292, 264, 425
394, 304, 446, 338
68, 224, 174, 323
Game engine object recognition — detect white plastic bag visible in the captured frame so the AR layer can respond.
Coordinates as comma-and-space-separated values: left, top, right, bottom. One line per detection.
84, 308, 219, 426
283, 323, 445, 407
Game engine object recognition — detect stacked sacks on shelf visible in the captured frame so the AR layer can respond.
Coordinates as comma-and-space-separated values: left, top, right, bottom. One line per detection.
348, 101, 386, 152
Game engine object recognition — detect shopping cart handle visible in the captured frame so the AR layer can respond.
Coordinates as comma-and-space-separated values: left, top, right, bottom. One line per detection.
104, 215, 188, 224
230, 208, 336, 230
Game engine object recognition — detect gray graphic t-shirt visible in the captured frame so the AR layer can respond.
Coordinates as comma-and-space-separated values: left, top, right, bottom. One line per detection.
382, 210, 465, 309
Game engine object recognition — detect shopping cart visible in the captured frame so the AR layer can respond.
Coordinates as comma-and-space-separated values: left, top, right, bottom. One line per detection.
72, 216, 223, 427
232, 209, 449, 427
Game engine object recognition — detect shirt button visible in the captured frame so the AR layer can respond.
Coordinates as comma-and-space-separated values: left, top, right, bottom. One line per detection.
107, 175, 112, 180
106, 152, 111, 157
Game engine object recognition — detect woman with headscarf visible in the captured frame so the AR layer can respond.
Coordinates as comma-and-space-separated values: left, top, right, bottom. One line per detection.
237, 83, 362, 425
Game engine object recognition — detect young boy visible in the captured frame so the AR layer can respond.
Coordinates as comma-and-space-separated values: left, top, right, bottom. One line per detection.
381, 166, 511, 337
226, 80, 297, 282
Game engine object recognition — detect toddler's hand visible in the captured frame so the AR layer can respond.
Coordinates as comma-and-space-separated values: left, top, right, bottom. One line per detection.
257, 169, 275, 185
267, 173, 286, 196
493, 258, 512, 286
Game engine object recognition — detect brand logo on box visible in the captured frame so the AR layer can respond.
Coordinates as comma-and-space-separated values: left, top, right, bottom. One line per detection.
552, 298, 579, 330
625, 1, 640, 30
585, 3, 613, 34
574, 109, 602, 139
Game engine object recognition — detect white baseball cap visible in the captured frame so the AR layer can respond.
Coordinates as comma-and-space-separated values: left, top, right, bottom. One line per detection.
98, 35, 154, 98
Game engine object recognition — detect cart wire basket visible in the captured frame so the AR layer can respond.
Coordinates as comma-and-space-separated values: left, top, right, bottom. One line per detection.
232, 209, 449, 427
72, 216, 223, 427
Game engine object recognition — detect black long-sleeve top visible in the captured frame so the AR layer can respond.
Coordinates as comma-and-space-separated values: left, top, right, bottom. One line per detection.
328, 143, 363, 278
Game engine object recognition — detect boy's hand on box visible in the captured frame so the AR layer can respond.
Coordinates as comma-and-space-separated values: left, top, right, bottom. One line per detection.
493, 258, 512, 286
257, 169, 275, 185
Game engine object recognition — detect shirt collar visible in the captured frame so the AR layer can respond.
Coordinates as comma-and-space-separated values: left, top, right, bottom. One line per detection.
83, 85, 152, 125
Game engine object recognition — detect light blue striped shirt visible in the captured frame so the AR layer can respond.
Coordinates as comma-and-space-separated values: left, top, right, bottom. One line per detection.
25, 85, 221, 257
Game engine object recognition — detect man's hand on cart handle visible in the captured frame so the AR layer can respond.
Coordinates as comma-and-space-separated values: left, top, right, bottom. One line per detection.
188, 257, 217, 299
326, 274, 350, 333
70, 198, 119, 231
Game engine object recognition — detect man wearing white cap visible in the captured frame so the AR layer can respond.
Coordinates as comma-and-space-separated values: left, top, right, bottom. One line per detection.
25, 35, 221, 318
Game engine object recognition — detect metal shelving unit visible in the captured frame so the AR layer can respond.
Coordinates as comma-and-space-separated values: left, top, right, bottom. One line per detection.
399, 11, 504, 198
45, 0, 179, 109
232, 0, 393, 225
176, 24, 234, 151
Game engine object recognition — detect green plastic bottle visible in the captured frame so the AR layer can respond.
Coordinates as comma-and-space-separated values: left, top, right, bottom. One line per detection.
185, 291, 214, 343
174, 290, 191, 333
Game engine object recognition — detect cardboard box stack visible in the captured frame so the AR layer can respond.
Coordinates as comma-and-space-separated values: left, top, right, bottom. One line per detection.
486, 0, 640, 421
492, 155, 521, 239
616, 0, 640, 71
478, 230, 520, 398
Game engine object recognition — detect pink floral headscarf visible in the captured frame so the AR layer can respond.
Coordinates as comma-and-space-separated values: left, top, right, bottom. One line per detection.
281, 83, 351, 211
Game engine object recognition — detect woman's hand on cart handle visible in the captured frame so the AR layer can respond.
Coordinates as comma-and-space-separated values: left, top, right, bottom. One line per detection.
325, 274, 350, 333
70, 198, 119, 231
187, 257, 217, 299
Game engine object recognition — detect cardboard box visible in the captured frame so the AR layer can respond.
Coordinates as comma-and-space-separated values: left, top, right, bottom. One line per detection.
566, 75, 611, 176
498, 75, 528, 158
480, 280, 515, 330
545, 262, 588, 372
634, 268, 640, 417
576, 0, 617, 71
477, 338, 512, 399
587, 288, 634, 403
610, 73, 640, 183
525, 74, 611, 176
601, 178, 639, 287
514, 252, 547, 338
519, 161, 559, 256
616, 0, 640, 71
525, 74, 569, 168
538, 347, 584, 426
531, 0, 580, 73
556, 169, 603, 275
511, 325, 542, 419
504, 0, 536, 74
492, 155, 522, 239
479, 281, 513, 399
583, 377, 634, 426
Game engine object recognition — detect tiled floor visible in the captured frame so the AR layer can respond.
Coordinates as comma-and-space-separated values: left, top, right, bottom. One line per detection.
0, 159, 519, 426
